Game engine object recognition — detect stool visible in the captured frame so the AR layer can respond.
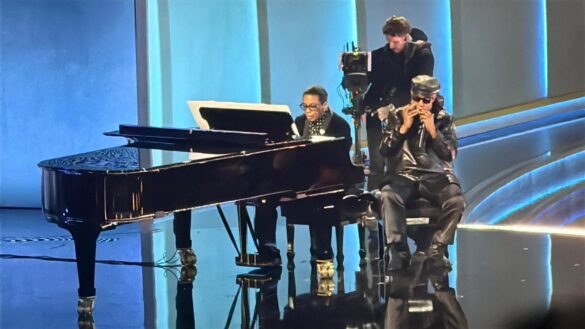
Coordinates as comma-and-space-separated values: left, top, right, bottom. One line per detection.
370, 190, 442, 254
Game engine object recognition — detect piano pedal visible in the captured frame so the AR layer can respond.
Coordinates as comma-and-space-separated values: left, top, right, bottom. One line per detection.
235, 253, 281, 268
179, 265, 197, 284
77, 296, 95, 314
236, 267, 281, 289
316, 259, 334, 279
178, 248, 197, 266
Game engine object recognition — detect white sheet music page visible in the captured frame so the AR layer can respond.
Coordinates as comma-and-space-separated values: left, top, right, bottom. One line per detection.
186, 101, 300, 137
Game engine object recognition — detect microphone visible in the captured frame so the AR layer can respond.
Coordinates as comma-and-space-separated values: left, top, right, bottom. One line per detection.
418, 121, 425, 148
375, 104, 394, 131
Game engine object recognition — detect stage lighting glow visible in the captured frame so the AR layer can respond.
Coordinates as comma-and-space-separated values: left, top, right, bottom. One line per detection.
458, 224, 585, 237
563, 210, 585, 226
465, 150, 585, 225
486, 177, 584, 225
545, 234, 552, 309
540, 0, 548, 97
442, 0, 454, 113
457, 97, 585, 139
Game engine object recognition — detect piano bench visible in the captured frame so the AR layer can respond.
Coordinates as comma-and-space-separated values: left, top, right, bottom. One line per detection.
281, 191, 376, 268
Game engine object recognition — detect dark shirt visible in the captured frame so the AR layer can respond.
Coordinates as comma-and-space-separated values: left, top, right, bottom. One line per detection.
307, 111, 331, 136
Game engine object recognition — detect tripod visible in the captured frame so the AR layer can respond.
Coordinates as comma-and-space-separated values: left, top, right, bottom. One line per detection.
343, 91, 367, 167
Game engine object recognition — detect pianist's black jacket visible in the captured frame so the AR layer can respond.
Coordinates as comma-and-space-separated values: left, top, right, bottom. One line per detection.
294, 111, 352, 152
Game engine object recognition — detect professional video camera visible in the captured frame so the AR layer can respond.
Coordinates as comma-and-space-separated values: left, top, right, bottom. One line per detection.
340, 49, 370, 96
339, 44, 371, 166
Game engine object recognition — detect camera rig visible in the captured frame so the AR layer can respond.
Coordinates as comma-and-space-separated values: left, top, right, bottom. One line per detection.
339, 45, 371, 165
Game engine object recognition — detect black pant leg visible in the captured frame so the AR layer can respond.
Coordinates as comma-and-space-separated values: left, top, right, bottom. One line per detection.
173, 210, 192, 249
254, 201, 278, 248
380, 180, 418, 245
421, 183, 465, 245
310, 224, 333, 260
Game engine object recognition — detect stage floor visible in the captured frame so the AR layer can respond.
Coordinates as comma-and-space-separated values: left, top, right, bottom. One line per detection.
1, 207, 583, 328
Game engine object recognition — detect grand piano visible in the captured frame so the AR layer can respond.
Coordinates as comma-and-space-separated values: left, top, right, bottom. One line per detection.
38, 102, 364, 312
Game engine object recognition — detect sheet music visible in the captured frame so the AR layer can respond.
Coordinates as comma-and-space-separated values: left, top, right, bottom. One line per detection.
309, 135, 336, 143
187, 152, 228, 161
187, 101, 290, 129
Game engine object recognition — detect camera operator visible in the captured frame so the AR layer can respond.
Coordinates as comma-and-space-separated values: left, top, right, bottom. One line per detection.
363, 16, 434, 190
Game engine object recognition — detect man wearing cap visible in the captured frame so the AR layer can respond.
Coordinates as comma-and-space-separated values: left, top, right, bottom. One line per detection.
364, 16, 434, 191
377, 75, 464, 271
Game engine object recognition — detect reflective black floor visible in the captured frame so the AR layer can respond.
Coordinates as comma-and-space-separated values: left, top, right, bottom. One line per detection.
1, 207, 583, 329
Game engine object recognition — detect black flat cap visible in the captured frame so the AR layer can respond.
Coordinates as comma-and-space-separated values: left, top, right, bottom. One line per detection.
411, 75, 440, 97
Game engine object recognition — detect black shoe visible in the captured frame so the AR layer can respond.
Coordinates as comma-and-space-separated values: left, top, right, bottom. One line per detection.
428, 263, 451, 290
258, 245, 282, 267
179, 265, 197, 284
177, 248, 197, 266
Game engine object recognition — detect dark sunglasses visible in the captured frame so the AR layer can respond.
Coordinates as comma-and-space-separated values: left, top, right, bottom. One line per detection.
412, 95, 432, 104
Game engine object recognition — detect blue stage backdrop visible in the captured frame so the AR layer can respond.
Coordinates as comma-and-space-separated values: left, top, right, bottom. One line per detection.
361, 0, 453, 113
264, 0, 357, 120
0, 0, 138, 207
147, 0, 356, 127
2, 0, 583, 207
147, 0, 262, 129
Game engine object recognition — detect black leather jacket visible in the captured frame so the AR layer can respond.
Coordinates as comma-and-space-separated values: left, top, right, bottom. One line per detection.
379, 103, 459, 187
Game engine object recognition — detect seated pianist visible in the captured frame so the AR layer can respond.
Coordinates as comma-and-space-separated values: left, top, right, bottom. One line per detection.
254, 85, 353, 267
376, 75, 465, 272
170, 86, 354, 268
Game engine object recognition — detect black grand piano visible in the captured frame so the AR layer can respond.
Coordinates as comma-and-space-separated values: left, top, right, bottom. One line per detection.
38, 103, 364, 313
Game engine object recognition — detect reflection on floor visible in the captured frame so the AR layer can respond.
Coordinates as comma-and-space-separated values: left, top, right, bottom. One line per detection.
1, 208, 583, 328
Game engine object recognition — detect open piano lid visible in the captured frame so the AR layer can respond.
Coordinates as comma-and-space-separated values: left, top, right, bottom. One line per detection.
188, 101, 300, 142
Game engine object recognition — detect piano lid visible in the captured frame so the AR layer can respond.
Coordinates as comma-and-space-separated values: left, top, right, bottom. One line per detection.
106, 124, 270, 146
37, 145, 236, 173
187, 101, 300, 142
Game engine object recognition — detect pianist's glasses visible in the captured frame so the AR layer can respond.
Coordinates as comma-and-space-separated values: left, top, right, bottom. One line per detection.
299, 103, 323, 112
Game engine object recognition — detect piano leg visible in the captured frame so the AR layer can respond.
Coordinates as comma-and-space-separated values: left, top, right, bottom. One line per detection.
174, 210, 197, 266
173, 210, 192, 249
358, 223, 367, 266
335, 225, 344, 269
176, 280, 195, 329
286, 223, 295, 267
64, 224, 102, 314
236, 202, 249, 265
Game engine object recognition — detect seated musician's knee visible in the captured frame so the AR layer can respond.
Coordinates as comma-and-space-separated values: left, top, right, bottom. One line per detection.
380, 185, 405, 208
442, 195, 465, 213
